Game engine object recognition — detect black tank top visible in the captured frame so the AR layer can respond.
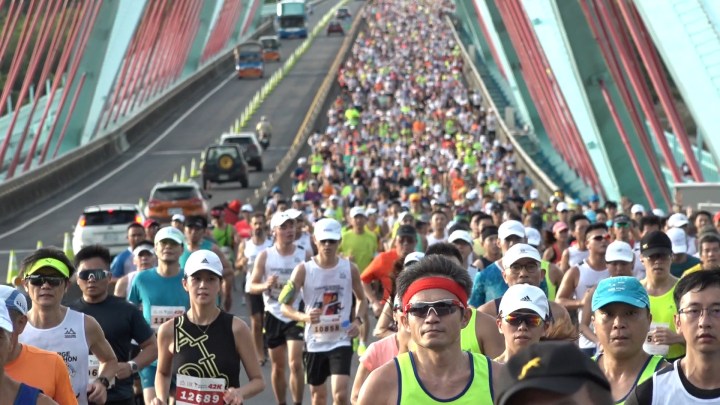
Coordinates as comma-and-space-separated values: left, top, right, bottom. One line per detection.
172, 311, 240, 389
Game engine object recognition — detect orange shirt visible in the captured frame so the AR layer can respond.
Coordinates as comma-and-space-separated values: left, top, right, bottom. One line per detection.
360, 250, 400, 302
5, 344, 76, 405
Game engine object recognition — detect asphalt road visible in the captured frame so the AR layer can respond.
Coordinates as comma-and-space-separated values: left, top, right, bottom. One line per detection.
1, 0, 366, 403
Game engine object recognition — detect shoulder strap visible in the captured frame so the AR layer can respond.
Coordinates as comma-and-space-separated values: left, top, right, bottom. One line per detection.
14, 383, 40, 405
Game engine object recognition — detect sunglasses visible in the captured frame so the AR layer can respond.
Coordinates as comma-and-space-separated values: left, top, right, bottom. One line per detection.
78, 269, 109, 281
404, 299, 464, 318
319, 240, 339, 245
503, 313, 544, 327
399, 236, 416, 244
614, 222, 630, 228
25, 275, 66, 287
588, 234, 611, 242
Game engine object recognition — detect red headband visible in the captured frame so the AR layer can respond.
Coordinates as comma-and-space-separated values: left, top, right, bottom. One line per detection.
401, 277, 468, 309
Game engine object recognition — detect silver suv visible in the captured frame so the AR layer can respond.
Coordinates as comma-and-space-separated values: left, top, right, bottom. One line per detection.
72, 204, 144, 256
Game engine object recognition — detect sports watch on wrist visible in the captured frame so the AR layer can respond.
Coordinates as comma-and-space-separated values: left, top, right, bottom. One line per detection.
96, 376, 110, 389
128, 360, 139, 374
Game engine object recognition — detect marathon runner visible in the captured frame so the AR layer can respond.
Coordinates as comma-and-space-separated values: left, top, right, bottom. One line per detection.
494, 284, 550, 363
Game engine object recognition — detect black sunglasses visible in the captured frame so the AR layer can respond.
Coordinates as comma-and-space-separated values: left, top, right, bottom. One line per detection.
403, 300, 463, 318
319, 240, 339, 245
25, 275, 66, 287
78, 269, 109, 281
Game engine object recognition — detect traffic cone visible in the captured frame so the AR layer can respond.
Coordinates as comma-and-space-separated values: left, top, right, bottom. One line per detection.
5, 250, 18, 286
180, 166, 188, 182
138, 197, 144, 210
36, 240, 43, 249
63, 232, 73, 261
190, 159, 198, 178
172, 173, 178, 182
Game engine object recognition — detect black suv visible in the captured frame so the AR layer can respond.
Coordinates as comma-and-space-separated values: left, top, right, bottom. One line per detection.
201, 144, 249, 189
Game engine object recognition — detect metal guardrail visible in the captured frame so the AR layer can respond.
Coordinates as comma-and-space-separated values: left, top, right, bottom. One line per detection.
446, 15, 560, 202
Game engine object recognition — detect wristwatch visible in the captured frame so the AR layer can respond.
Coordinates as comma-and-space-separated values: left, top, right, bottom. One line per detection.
96, 376, 110, 389
128, 360, 139, 374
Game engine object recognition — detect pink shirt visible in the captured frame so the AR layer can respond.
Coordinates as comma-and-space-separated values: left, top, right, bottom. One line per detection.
359, 334, 399, 372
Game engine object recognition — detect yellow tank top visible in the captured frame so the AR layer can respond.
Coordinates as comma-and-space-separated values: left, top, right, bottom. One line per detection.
594, 354, 664, 405
460, 308, 481, 353
395, 351, 493, 404
647, 285, 685, 359
542, 260, 556, 301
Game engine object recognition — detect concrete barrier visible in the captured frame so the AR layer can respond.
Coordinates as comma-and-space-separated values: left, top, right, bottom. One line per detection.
446, 16, 560, 202
247, 5, 367, 207
0, 19, 275, 222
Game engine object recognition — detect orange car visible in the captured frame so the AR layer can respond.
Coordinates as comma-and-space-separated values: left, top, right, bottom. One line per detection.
260, 35, 281, 62
144, 181, 209, 222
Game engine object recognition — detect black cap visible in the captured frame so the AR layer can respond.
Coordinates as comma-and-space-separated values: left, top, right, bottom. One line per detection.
397, 225, 417, 239
185, 215, 208, 229
640, 230, 672, 257
496, 341, 610, 405
481, 225, 499, 240
613, 214, 630, 225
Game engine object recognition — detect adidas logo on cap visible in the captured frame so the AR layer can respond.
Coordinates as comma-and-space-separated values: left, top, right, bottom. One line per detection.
201, 258, 209, 264
520, 295, 531, 302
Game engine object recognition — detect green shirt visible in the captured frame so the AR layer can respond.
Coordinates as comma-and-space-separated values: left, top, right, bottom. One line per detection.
339, 229, 378, 272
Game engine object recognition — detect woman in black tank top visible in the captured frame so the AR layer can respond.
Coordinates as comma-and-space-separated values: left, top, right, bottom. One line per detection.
153, 250, 265, 405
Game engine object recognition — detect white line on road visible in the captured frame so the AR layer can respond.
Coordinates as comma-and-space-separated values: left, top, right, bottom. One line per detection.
0, 71, 237, 241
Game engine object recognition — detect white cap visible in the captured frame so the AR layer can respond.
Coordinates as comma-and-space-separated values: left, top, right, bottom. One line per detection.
0, 285, 28, 315
529, 189, 539, 199
154, 227, 184, 245
350, 206, 367, 218
524, 227, 541, 247
630, 204, 645, 215
132, 244, 155, 256
0, 304, 12, 333
398, 211, 414, 222
285, 208, 304, 219
465, 190, 479, 200
605, 241, 634, 263
498, 284, 549, 319
270, 212, 294, 229
448, 230, 473, 246
171, 214, 185, 222
555, 202, 568, 212
298, 157, 307, 165
668, 213, 689, 228
404, 252, 425, 267
291, 194, 304, 202
366, 207, 377, 215
502, 243, 541, 269
432, 184, 443, 194
666, 227, 687, 254
652, 208, 665, 217
184, 250, 223, 278
241, 204, 254, 212
314, 218, 342, 241
330, 195, 340, 201
323, 208, 336, 217
498, 220, 525, 241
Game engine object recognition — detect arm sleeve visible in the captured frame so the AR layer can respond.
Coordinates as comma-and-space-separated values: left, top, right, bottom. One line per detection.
625, 378, 653, 405
468, 271, 485, 308
54, 353, 79, 405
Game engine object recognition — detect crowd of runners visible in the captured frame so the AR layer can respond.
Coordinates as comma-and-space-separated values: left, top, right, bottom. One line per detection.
2, 0, 720, 404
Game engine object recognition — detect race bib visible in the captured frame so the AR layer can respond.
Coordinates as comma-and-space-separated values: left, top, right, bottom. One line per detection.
88, 355, 100, 384
312, 315, 344, 342
150, 306, 185, 331
267, 273, 290, 301
175, 374, 226, 405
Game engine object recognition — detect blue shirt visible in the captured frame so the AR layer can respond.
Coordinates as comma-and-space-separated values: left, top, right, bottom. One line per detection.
128, 267, 190, 328
110, 248, 134, 278
178, 239, 214, 269
468, 262, 550, 308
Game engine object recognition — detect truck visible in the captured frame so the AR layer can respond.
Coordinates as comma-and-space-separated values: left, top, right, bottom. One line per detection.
276, 0, 308, 39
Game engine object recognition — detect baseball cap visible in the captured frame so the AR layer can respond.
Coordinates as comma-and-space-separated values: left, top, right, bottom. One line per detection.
184, 250, 223, 278
552, 221, 568, 234
498, 220, 525, 241
502, 243, 541, 269
498, 284, 549, 319
241, 203, 254, 213
613, 214, 630, 225
555, 202, 568, 213
666, 227, 688, 254
529, 189, 539, 199
605, 241, 634, 263
350, 206, 366, 218
0, 304, 12, 334
154, 226, 185, 245
640, 231, 673, 257
271, 186, 282, 194
591, 276, 649, 312
185, 216, 207, 229
667, 213, 689, 228
589, 194, 600, 203
652, 208, 666, 217
132, 243, 155, 257
143, 218, 159, 228
270, 212, 294, 229
448, 230, 473, 246
285, 208, 304, 219
630, 204, 645, 215
171, 214, 185, 223
409, 193, 421, 202
0, 285, 28, 315
525, 227, 541, 247
404, 252, 425, 267
314, 218, 342, 241
291, 194, 304, 202
397, 225, 417, 239
366, 207, 377, 215
496, 341, 610, 405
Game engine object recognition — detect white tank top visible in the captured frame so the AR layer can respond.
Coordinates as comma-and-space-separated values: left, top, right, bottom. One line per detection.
568, 245, 590, 268
263, 245, 306, 322
20, 308, 89, 404
296, 233, 314, 255
244, 237, 272, 293
574, 261, 609, 349
651, 360, 720, 404
426, 232, 447, 247
302, 258, 353, 352
125, 270, 139, 298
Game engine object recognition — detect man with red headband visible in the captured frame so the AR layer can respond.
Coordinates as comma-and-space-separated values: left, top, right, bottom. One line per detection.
357, 255, 501, 404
